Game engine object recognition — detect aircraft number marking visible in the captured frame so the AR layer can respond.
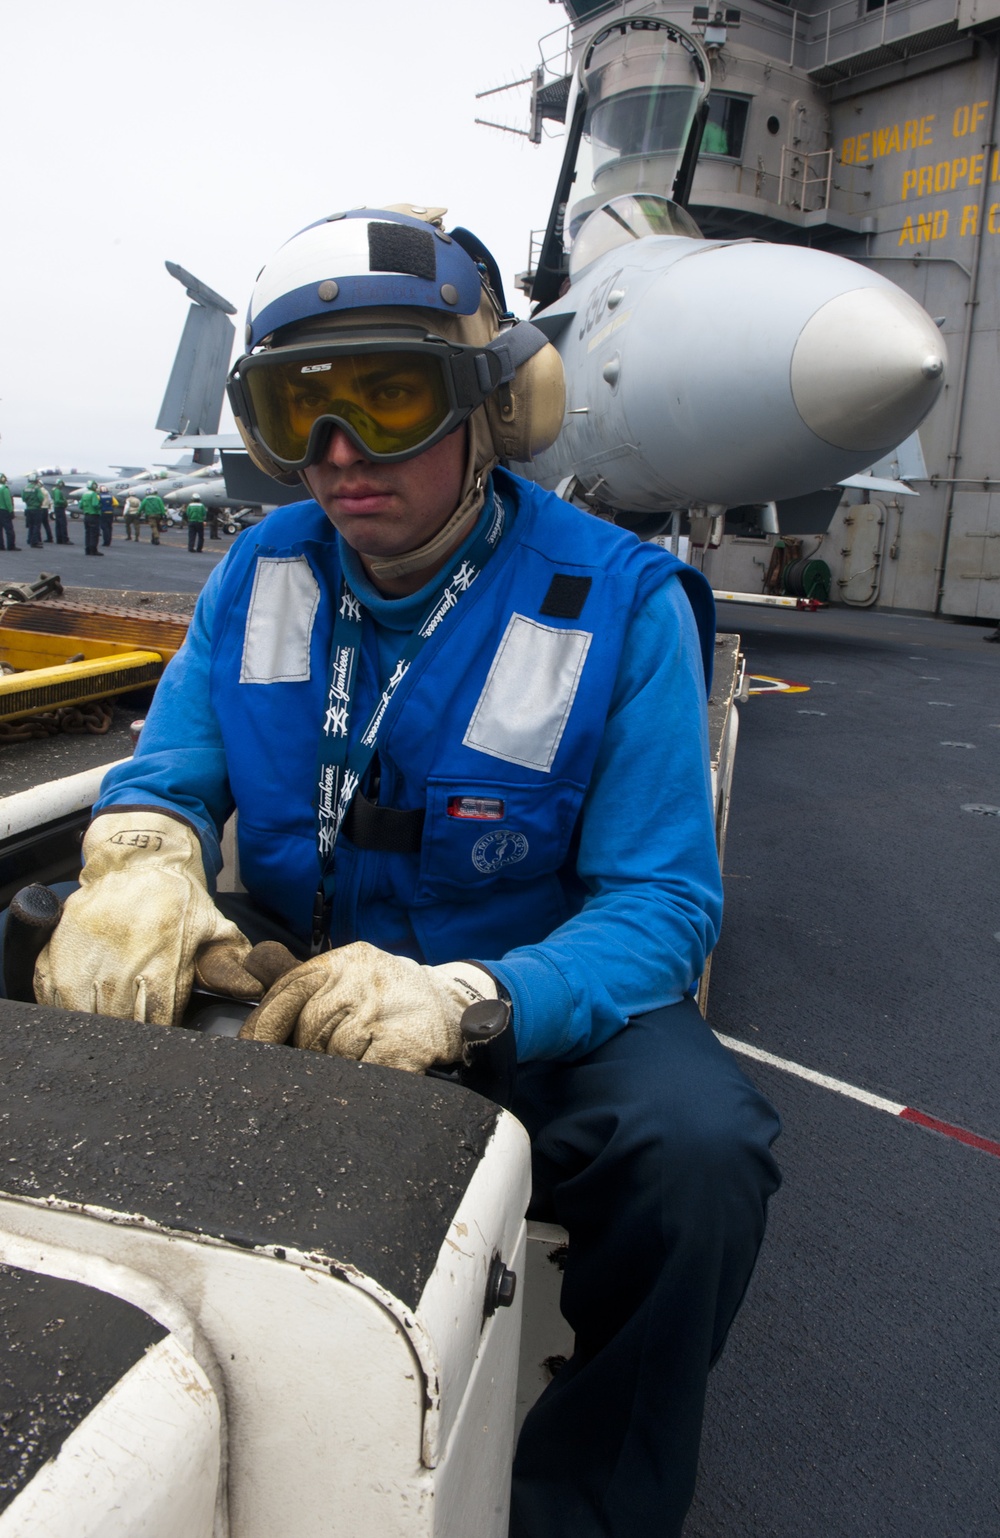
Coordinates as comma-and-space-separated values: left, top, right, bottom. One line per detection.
579, 268, 623, 342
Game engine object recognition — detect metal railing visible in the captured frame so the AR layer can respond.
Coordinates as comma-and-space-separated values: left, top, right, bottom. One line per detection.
719, 151, 870, 216
790, 0, 960, 72
517, 230, 547, 296
537, 23, 573, 81
541, 0, 959, 81
777, 145, 835, 210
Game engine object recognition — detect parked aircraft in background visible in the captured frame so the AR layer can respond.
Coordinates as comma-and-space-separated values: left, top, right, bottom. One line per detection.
162, 476, 263, 532
4, 468, 144, 499
164, 477, 232, 511
65, 463, 228, 506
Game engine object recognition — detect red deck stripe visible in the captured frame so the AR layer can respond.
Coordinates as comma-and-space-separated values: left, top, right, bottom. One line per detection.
900, 1106, 1000, 1159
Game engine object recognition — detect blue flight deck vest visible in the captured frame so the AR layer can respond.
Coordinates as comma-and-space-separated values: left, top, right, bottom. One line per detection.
208, 470, 715, 962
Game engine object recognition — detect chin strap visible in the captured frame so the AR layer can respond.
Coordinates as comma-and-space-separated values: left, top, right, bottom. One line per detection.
366, 475, 486, 582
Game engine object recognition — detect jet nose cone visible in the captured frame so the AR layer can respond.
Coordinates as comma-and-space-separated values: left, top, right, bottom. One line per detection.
791, 285, 947, 452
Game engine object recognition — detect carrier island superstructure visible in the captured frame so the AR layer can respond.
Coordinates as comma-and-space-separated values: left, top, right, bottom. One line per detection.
518, 0, 1000, 620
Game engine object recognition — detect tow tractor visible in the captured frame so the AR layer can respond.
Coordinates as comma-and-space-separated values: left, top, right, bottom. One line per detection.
0, 633, 742, 1537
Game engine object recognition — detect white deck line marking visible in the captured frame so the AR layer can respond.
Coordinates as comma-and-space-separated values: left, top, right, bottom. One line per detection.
714, 1033, 906, 1115
717, 1034, 1000, 1160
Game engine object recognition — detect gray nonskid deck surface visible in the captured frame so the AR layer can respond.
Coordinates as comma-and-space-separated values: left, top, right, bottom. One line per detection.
689, 604, 1000, 1538
0, 520, 228, 599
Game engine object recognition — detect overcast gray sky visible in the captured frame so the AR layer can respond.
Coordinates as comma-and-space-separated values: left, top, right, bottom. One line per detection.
2, 0, 567, 475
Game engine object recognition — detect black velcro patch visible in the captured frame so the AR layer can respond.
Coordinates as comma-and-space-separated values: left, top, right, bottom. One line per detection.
540, 575, 592, 620
368, 222, 436, 281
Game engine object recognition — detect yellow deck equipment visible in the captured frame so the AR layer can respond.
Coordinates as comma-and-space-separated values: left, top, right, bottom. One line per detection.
0, 652, 164, 723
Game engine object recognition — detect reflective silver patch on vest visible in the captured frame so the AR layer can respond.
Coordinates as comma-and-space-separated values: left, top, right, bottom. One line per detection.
463, 614, 592, 772
240, 557, 320, 684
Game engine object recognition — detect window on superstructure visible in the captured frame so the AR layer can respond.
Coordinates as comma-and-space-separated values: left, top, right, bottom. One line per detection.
701, 94, 749, 159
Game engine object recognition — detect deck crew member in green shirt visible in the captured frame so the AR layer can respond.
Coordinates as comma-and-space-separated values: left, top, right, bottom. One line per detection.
79, 480, 103, 557
185, 497, 207, 552
21, 475, 46, 548
0, 475, 17, 551
52, 479, 72, 544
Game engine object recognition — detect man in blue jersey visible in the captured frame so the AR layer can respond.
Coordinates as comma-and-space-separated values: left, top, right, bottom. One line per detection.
34, 207, 780, 1537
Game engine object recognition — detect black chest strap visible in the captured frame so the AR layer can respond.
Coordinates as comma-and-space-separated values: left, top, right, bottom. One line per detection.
340, 786, 425, 854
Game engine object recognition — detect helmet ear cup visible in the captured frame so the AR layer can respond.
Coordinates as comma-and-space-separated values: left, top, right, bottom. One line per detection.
233, 411, 303, 488
485, 341, 566, 462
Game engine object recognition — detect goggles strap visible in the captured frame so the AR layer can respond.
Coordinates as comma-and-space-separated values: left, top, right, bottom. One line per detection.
486, 319, 551, 383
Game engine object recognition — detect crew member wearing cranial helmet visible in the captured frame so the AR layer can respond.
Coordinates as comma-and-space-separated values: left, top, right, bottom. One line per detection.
0, 474, 16, 551
78, 479, 103, 556
21, 473, 46, 548
229, 202, 565, 580
51, 478, 72, 544
34, 207, 780, 1538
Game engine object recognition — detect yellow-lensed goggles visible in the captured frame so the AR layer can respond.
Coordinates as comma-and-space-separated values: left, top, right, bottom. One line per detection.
227, 335, 506, 467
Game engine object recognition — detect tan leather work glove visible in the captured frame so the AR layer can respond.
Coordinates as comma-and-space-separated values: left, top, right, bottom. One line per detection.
34, 810, 263, 1027
238, 941, 497, 1073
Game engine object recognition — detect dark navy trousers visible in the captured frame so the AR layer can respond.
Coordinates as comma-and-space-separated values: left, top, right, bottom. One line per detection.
509, 999, 781, 1538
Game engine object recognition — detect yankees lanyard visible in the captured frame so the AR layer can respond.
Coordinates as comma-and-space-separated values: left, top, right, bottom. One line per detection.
312, 486, 507, 930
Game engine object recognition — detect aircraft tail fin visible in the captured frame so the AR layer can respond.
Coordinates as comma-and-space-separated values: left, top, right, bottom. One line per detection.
156, 263, 237, 461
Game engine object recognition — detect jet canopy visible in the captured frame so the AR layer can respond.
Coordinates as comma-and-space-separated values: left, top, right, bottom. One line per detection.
568, 193, 702, 279
564, 17, 711, 248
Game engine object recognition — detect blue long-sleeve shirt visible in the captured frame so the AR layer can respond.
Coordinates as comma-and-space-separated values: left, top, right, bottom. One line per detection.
98, 498, 722, 1062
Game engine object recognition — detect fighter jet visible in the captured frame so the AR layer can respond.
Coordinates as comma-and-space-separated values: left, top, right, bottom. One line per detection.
110, 463, 224, 498
57, 464, 225, 514
3, 468, 127, 499
505, 12, 946, 536
162, 476, 260, 515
